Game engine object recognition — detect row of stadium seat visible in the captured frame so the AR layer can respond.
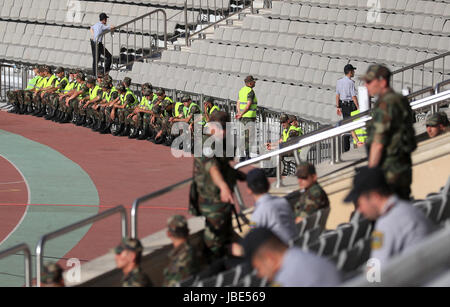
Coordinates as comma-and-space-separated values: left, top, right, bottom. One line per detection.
284, 0, 450, 16
271, 1, 450, 35
157, 43, 443, 90
76, 0, 233, 10
0, 0, 198, 31
239, 16, 449, 54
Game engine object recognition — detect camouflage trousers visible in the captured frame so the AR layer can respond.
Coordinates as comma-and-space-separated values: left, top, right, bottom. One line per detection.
382, 156, 412, 201
240, 117, 257, 157
6, 90, 22, 108
60, 97, 81, 115
199, 201, 233, 261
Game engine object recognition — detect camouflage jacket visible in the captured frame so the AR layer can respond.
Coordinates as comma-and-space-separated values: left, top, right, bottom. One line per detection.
163, 241, 198, 287
366, 89, 417, 173
193, 136, 237, 204
122, 267, 152, 287
293, 183, 330, 218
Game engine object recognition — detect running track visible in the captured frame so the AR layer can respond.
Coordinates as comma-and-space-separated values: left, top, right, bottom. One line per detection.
0, 110, 253, 286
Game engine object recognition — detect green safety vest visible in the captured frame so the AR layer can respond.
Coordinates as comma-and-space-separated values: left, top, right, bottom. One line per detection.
282, 127, 290, 143
183, 102, 200, 118
55, 77, 69, 93
89, 85, 101, 101
201, 105, 220, 125
44, 74, 57, 89
174, 102, 184, 117
35, 76, 48, 90
157, 96, 174, 117
63, 81, 76, 94
351, 110, 368, 144
26, 75, 41, 90
120, 89, 138, 108
76, 82, 86, 99
238, 86, 258, 118
139, 94, 157, 111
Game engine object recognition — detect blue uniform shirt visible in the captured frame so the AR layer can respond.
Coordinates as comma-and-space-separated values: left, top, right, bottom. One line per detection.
273, 247, 343, 287
336, 76, 357, 101
91, 22, 111, 42
371, 196, 435, 269
250, 194, 297, 244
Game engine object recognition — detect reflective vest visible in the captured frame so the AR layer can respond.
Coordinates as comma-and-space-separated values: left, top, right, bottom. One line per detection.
120, 89, 138, 108
35, 76, 48, 90
44, 74, 57, 89
351, 110, 368, 144
26, 75, 41, 90
174, 102, 184, 117
238, 86, 258, 118
76, 82, 86, 99
139, 94, 157, 111
63, 81, 76, 94
102, 87, 117, 102
282, 127, 290, 143
55, 77, 69, 93
289, 125, 303, 136
89, 85, 101, 101
201, 105, 220, 125
183, 102, 200, 118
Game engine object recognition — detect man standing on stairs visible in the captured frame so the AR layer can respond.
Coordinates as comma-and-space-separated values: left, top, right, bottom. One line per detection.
90, 13, 115, 76
336, 64, 359, 152
363, 65, 417, 201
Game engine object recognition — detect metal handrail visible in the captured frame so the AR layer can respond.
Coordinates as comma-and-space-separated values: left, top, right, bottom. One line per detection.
35, 206, 128, 287
95, 9, 167, 75
391, 51, 449, 94
0, 243, 32, 287
131, 178, 192, 239
234, 88, 450, 190
183, 0, 254, 46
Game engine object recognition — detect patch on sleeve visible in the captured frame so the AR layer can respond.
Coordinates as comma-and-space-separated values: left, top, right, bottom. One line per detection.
249, 221, 257, 229
371, 231, 384, 250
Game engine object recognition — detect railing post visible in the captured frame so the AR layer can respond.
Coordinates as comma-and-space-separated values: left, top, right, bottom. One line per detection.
276, 154, 282, 188
131, 199, 139, 239
185, 1, 189, 46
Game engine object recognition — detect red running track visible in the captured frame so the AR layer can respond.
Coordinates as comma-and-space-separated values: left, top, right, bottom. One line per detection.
0, 156, 28, 243
0, 111, 254, 264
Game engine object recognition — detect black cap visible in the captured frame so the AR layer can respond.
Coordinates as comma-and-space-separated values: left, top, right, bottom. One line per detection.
344, 167, 390, 203
242, 228, 277, 261
99, 13, 109, 21
246, 168, 269, 194
344, 64, 356, 74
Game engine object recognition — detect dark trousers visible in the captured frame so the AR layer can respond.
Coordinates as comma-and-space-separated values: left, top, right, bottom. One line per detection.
340, 100, 357, 152
90, 40, 112, 76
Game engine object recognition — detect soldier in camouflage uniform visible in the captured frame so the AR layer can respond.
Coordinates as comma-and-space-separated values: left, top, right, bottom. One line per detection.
114, 238, 153, 287
42, 67, 69, 120
426, 112, 449, 138
292, 162, 329, 224
126, 83, 158, 139
40, 263, 65, 287
163, 215, 199, 287
363, 65, 417, 200
6, 66, 40, 114
109, 84, 138, 136
60, 72, 89, 124
150, 88, 174, 144
203, 96, 221, 125
32, 66, 56, 117
193, 111, 239, 262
